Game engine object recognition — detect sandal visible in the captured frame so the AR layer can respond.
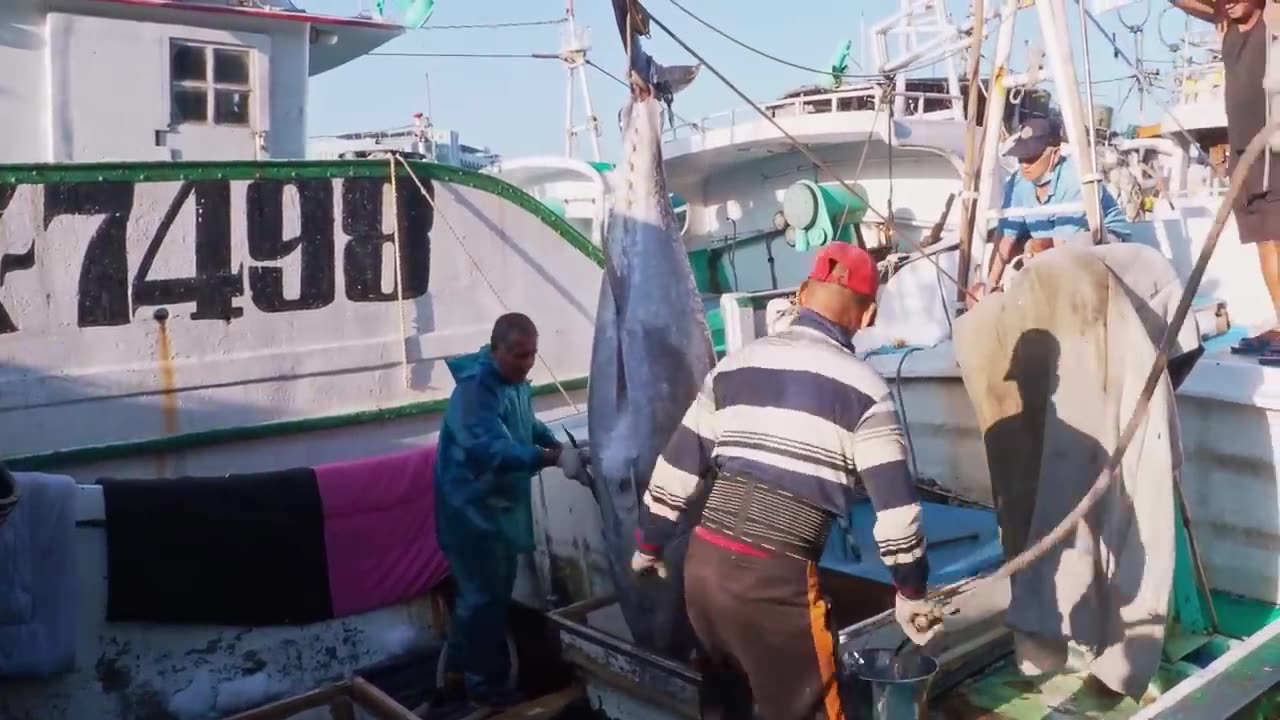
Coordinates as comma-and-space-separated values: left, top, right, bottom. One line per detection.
1231, 330, 1280, 355
1258, 340, 1280, 366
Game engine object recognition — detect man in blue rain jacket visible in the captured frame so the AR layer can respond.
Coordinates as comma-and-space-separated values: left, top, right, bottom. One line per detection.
434, 312, 585, 713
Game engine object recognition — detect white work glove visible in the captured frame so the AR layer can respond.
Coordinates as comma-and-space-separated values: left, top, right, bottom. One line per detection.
630, 549, 668, 579
895, 594, 943, 646
555, 447, 590, 485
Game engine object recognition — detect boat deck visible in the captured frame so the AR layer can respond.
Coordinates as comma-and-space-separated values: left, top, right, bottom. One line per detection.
933, 653, 1211, 719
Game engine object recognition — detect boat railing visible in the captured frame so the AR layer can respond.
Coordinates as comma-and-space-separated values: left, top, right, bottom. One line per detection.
1176, 60, 1226, 105
664, 87, 964, 143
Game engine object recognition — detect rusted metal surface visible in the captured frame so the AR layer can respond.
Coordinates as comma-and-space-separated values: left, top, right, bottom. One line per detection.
548, 595, 700, 720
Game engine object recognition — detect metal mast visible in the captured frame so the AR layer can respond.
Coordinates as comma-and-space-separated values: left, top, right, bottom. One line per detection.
561, 0, 603, 161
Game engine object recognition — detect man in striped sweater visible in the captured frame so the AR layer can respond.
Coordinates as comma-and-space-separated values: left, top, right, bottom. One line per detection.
632, 242, 942, 720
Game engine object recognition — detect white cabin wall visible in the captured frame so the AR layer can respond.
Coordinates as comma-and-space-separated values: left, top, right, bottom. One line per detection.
47, 13, 179, 162
0, 2, 51, 162
268, 21, 308, 159
0, 1, 313, 163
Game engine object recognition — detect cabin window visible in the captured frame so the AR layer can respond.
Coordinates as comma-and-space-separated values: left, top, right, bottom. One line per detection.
170, 42, 253, 126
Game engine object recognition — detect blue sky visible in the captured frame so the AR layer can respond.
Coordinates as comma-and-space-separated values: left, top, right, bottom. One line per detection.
305, 0, 1207, 160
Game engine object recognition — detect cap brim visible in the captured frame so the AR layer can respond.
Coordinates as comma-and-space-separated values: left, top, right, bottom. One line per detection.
1005, 138, 1049, 161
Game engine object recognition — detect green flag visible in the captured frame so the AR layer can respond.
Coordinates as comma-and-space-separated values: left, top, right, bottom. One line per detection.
376, 0, 436, 28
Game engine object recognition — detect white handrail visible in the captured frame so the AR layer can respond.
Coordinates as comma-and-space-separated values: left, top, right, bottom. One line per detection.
663, 87, 964, 142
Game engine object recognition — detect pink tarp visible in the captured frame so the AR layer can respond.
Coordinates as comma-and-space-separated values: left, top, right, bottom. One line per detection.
315, 446, 450, 618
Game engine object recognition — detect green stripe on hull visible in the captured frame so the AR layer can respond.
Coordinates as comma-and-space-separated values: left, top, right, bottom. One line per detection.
7, 376, 588, 472
0, 160, 604, 267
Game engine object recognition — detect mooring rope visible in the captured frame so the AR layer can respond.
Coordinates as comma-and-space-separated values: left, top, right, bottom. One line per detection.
392, 154, 583, 415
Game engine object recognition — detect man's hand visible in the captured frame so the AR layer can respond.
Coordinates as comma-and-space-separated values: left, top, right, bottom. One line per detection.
1024, 237, 1054, 258
540, 447, 563, 469
556, 447, 591, 485
895, 594, 943, 646
630, 549, 668, 579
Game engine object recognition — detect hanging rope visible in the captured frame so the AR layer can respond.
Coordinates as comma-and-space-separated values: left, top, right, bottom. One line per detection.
392, 155, 583, 414
388, 155, 412, 389
635, 2, 980, 303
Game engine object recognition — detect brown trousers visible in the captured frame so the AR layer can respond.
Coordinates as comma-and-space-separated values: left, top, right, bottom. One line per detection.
685, 529, 844, 720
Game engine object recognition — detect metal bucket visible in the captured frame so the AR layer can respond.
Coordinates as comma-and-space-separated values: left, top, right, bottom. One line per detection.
841, 649, 938, 720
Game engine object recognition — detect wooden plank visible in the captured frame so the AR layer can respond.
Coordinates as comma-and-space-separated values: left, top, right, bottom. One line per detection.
488, 686, 584, 720
351, 676, 424, 720
222, 682, 348, 720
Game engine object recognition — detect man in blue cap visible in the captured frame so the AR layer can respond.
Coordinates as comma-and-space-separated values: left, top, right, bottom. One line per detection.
982, 117, 1132, 294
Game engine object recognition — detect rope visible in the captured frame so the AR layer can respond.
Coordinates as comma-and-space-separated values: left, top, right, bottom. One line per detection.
636, 2, 981, 304
392, 155, 583, 414
388, 155, 412, 389
834, 85, 890, 244
893, 347, 925, 483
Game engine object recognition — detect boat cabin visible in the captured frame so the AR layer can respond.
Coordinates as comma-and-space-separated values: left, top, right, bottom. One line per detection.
0, 0, 403, 163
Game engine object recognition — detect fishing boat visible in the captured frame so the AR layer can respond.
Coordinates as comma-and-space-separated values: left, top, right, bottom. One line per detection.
536, 0, 1280, 717
4, 0, 1279, 718
0, 1, 602, 718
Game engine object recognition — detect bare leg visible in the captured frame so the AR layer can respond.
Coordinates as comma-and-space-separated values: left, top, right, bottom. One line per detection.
986, 234, 1020, 290
1257, 241, 1280, 329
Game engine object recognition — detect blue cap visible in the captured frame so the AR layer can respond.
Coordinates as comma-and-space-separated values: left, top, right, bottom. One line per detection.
1006, 117, 1063, 161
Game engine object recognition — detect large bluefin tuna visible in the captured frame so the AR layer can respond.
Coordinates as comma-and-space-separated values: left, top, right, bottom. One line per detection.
587, 66, 714, 656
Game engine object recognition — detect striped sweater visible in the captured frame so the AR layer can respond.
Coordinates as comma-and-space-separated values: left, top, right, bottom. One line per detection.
639, 309, 929, 598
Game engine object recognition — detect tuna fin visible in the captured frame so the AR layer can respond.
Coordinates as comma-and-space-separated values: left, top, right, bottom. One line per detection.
655, 63, 700, 96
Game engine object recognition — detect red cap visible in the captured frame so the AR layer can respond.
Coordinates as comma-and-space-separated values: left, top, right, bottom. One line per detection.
808, 242, 878, 297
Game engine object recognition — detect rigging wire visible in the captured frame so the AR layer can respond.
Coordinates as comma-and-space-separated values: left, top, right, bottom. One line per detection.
665, 0, 986, 91
636, 2, 979, 303
1069, 0, 1201, 149
367, 51, 561, 59
420, 18, 567, 30
664, 0, 872, 76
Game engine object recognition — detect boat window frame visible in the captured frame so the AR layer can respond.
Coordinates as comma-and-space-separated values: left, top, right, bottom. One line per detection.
169, 40, 254, 128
